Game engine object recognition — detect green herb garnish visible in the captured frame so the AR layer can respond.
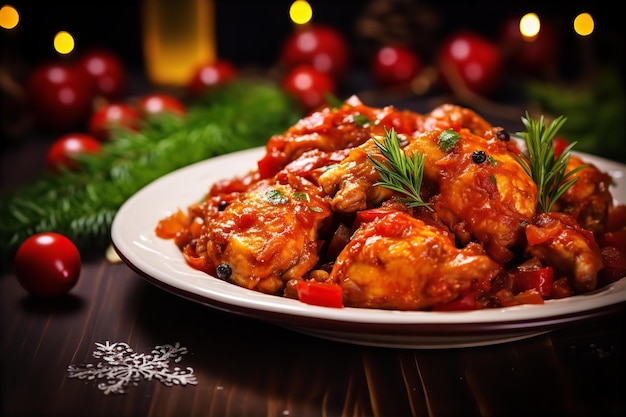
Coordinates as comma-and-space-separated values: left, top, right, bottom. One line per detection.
438, 129, 461, 152
516, 112, 586, 213
293, 191, 308, 201
352, 113, 372, 127
368, 127, 432, 210
265, 189, 288, 205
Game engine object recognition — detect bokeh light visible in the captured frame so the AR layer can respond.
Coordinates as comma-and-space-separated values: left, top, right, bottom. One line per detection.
54, 31, 75, 54
0, 4, 19, 30
519, 13, 540, 40
289, 0, 312, 25
574, 13, 594, 36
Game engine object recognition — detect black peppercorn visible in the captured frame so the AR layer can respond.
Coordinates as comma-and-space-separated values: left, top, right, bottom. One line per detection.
496, 129, 510, 141
216, 263, 232, 280
217, 200, 229, 211
472, 150, 487, 164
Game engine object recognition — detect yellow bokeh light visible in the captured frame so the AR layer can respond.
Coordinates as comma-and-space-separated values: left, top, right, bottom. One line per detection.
0, 4, 19, 30
519, 13, 540, 40
289, 0, 312, 25
574, 13, 594, 36
54, 31, 75, 55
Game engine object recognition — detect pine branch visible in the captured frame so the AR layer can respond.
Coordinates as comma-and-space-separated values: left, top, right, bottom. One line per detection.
0, 82, 302, 264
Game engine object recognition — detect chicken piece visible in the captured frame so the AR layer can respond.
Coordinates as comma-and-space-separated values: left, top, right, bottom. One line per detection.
525, 212, 604, 292
552, 155, 615, 234
195, 172, 331, 294
330, 211, 501, 310
431, 128, 538, 263
283, 148, 350, 185
420, 103, 496, 136
320, 126, 537, 263
318, 140, 395, 213
318, 127, 446, 213
257, 95, 424, 178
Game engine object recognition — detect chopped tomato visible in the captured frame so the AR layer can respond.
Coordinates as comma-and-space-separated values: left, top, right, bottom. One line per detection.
296, 280, 343, 308
188, 217, 204, 239
599, 246, 626, 285
155, 209, 188, 239
432, 293, 479, 311
496, 288, 544, 307
606, 205, 626, 231
550, 277, 574, 299
598, 230, 626, 253
513, 289, 545, 305
525, 222, 560, 246
183, 245, 212, 274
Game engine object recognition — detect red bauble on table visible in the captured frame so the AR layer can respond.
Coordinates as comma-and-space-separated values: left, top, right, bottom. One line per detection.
14, 232, 82, 298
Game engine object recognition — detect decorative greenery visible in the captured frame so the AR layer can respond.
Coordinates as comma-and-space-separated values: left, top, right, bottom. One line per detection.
369, 127, 431, 210
516, 112, 586, 213
0, 82, 302, 264
523, 67, 626, 163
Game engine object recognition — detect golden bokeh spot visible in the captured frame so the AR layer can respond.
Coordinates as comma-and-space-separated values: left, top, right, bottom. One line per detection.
0, 4, 19, 30
54, 31, 75, 55
520, 13, 540, 40
574, 13, 594, 36
289, 0, 312, 25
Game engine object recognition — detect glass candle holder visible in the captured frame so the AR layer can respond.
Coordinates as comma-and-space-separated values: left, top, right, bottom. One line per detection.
142, 0, 216, 86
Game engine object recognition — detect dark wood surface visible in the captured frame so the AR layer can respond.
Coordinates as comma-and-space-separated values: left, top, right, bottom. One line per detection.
2, 131, 625, 417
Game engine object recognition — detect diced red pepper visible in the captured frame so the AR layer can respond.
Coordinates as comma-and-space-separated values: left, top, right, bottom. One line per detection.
515, 266, 554, 297
257, 152, 283, 179
355, 207, 395, 224
552, 137, 569, 158
296, 280, 343, 308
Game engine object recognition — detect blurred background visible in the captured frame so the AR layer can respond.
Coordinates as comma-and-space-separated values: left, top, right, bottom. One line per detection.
1, 0, 624, 160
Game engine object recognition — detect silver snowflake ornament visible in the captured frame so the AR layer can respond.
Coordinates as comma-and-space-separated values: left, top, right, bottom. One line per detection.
67, 341, 198, 395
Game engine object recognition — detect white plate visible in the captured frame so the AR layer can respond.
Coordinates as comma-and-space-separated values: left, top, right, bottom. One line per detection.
111, 147, 626, 349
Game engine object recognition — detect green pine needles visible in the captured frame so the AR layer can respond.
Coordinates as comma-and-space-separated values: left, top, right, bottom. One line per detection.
0, 82, 302, 264
368, 127, 431, 210
516, 112, 585, 213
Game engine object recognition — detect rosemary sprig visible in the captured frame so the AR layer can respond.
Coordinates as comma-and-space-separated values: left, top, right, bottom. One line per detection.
368, 127, 432, 210
0, 82, 302, 264
516, 112, 586, 213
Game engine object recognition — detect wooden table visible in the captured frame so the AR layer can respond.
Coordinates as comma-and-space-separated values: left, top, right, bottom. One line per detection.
2, 129, 625, 417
